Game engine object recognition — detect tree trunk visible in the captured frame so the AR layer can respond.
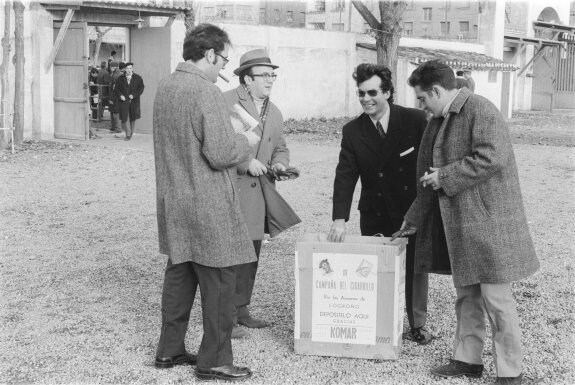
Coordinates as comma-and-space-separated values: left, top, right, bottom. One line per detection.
92, 26, 112, 66
1, 0, 11, 149
13, 0, 24, 144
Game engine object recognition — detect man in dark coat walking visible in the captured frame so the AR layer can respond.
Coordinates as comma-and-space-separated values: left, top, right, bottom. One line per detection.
395, 60, 539, 385
328, 63, 431, 344
153, 24, 260, 382
114, 62, 144, 141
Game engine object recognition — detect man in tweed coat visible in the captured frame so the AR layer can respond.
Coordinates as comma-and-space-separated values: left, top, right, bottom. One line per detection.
223, 49, 291, 338
152, 24, 260, 382
394, 60, 539, 385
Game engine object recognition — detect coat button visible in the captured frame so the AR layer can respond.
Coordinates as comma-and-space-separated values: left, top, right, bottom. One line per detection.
376, 212, 381, 217
378, 173, 383, 178
404, 186, 408, 191
398, 167, 403, 172
377, 192, 382, 197
251, 182, 257, 188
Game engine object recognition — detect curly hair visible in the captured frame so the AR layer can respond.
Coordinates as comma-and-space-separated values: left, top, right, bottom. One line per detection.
353, 63, 394, 104
182, 23, 231, 62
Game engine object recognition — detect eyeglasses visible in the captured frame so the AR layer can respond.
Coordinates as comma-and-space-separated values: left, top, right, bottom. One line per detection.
216, 53, 229, 66
356, 89, 380, 98
251, 73, 278, 81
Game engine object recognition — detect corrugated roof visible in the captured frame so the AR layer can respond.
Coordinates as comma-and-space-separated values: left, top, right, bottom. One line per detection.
357, 43, 518, 71
83, 0, 191, 11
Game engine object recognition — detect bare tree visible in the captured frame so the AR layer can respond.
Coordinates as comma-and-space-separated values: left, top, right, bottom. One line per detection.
183, 0, 195, 32
352, 0, 407, 85
13, 0, 24, 144
1, 0, 11, 149
92, 26, 113, 66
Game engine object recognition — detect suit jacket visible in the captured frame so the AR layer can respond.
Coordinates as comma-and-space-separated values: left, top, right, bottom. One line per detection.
223, 86, 294, 240
115, 72, 144, 121
405, 88, 539, 286
332, 104, 427, 232
153, 62, 256, 268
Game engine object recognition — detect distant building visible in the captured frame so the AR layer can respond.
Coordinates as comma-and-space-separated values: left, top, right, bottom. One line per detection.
196, 0, 306, 28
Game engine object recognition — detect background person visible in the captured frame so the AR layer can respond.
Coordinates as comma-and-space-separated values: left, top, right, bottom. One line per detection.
153, 23, 260, 383
107, 61, 122, 133
223, 49, 295, 339
396, 60, 539, 385
463, 68, 475, 92
455, 70, 469, 90
328, 63, 431, 345
114, 62, 144, 141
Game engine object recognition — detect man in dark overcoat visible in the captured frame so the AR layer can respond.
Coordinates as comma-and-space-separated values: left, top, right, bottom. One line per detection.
395, 60, 539, 385
223, 49, 298, 338
114, 62, 144, 141
153, 24, 260, 382
328, 63, 432, 344
107, 61, 122, 133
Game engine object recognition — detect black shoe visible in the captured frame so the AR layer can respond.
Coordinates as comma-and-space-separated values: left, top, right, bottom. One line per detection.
231, 325, 249, 339
110, 129, 121, 133
403, 327, 432, 345
492, 374, 523, 385
238, 315, 269, 329
124, 136, 131, 141
155, 351, 197, 369
195, 365, 252, 382
431, 359, 483, 378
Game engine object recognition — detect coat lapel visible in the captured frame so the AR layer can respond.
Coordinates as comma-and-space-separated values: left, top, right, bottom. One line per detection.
357, 114, 382, 156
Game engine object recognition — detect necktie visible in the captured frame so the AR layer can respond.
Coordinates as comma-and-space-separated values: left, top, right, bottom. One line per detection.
376, 121, 386, 139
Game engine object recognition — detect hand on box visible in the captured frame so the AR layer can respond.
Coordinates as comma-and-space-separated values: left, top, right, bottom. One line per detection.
390, 220, 417, 241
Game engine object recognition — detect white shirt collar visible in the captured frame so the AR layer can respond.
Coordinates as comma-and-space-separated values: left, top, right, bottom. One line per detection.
369, 106, 391, 134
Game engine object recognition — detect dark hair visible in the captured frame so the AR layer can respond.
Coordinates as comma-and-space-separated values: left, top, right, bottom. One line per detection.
182, 23, 230, 62
408, 60, 457, 91
100, 61, 107, 68
119, 62, 126, 70
239, 68, 253, 85
353, 63, 394, 104
125, 62, 134, 67
456, 70, 464, 76
111, 50, 117, 56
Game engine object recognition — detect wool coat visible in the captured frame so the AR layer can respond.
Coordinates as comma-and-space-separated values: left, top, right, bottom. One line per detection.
114, 72, 144, 122
153, 62, 256, 268
405, 88, 539, 287
223, 86, 292, 240
332, 104, 427, 233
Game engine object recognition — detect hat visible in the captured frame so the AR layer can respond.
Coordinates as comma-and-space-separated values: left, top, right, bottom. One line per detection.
233, 49, 278, 76
119, 62, 126, 70
110, 61, 119, 68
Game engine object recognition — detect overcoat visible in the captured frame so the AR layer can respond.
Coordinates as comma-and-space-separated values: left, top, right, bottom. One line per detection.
108, 69, 123, 114
115, 72, 144, 122
332, 104, 427, 233
405, 88, 539, 287
153, 62, 256, 268
223, 86, 292, 240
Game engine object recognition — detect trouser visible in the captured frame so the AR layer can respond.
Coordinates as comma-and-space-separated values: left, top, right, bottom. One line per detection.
453, 283, 522, 377
156, 259, 236, 369
233, 240, 262, 322
110, 112, 120, 131
121, 119, 136, 138
360, 213, 429, 329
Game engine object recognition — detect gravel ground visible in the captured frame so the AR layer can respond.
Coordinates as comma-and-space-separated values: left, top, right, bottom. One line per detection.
0, 111, 574, 385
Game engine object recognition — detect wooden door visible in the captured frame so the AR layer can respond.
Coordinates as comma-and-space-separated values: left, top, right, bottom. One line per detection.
54, 22, 89, 140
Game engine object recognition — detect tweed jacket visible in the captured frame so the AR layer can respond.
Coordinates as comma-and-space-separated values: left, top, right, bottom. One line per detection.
114, 72, 144, 121
223, 86, 291, 240
153, 62, 256, 268
332, 104, 427, 231
405, 88, 539, 287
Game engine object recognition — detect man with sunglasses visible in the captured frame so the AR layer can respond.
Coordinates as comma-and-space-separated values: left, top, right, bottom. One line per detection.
152, 24, 260, 382
223, 49, 294, 338
328, 63, 432, 345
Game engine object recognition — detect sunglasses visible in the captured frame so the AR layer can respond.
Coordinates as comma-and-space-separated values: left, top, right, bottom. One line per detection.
356, 89, 381, 98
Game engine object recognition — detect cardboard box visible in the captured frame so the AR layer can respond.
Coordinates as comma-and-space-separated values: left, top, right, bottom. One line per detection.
294, 233, 407, 360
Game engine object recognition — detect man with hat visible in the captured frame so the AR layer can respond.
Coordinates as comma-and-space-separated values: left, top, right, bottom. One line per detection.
463, 68, 475, 92
223, 49, 292, 338
107, 61, 122, 133
114, 62, 144, 141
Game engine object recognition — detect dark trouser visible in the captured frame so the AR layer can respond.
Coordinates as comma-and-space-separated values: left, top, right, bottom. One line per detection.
156, 259, 236, 369
121, 120, 136, 138
234, 240, 262, 311
360, 212, 429, 329
110, 112, 120, 131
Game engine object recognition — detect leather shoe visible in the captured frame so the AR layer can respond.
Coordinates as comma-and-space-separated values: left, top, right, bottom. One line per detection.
238, 315, 269, 329
195, 365, 252, 382
402, 327, 433, 345
231, 325, 249, 339
155, 351, 197, 369
492, 374, 522, 384
431, 359, 484, 378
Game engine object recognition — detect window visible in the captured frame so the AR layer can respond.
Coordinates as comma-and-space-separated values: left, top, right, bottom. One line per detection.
274, 9, 280, 22
312, 22, 325, 30
332, 0, 344, 12
332, 23, 344, 31
459, 21, 469, 33
259, 8, 265, 24
488, 70, 498, 83
287, 10, 294, 24
406, 0, 415, 10
237, 5, 252, 21
403, 22, 413, 37
217, 5, 232, 19
315, 1, 325, 12
204, 6, 215, 19
423, 8, 432, 21
440, 21, 450, 34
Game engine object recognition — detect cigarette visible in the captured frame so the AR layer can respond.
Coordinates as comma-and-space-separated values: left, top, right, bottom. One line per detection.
218, 73, 229, 83
423, 172, 428, 187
